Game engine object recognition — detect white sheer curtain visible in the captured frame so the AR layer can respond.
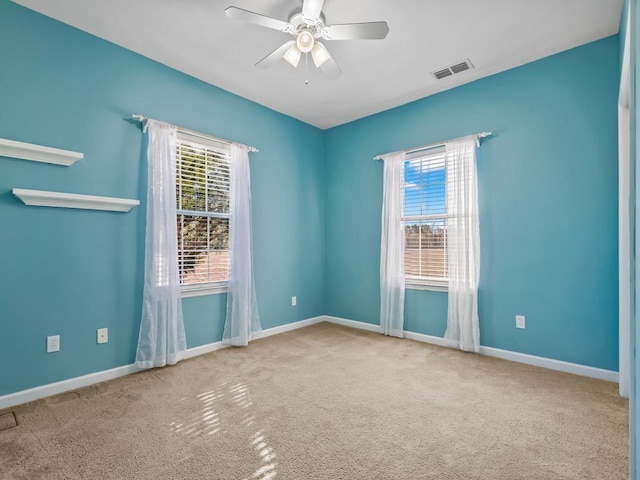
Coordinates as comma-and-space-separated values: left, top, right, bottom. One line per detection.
444, 136, 481, 352
223, 143, 261, 346
380, 151, 407, 337
135, 120, 187, 368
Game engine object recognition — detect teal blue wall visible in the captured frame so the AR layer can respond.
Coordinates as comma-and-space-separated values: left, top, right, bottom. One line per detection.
325, 36, 619, 371
0, 1, 325, 396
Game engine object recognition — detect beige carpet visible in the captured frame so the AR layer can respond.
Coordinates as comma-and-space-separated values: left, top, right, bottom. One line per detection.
0, 322, 629, 479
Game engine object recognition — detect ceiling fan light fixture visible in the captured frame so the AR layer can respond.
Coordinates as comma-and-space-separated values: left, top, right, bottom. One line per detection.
311, 42, 330, 67
225, 0, 389, 79
296, 29, 315, 53
283, 44, 302, 67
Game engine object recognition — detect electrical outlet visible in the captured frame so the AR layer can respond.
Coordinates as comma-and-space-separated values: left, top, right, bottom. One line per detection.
97, 328, 108, 344
47, 335, 60, 353
291, 296, 297, 306
516, 315, 526, 329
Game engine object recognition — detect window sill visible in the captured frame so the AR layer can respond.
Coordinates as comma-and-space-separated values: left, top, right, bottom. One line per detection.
406, 281, 448, 292
181, 283, 228, 298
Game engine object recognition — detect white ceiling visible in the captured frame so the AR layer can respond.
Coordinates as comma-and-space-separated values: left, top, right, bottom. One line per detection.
13, 0, 624, 129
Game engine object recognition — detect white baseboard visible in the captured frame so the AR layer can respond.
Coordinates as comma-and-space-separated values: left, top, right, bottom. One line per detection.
0, 316, 326, 410
181, 341, 225, 360
477, 345, 618, 383
0, 364, 142, 411
324, 316, 619, 383
254, 316, 325, 339
323, 315, 382, 333
403, 330, 458, 349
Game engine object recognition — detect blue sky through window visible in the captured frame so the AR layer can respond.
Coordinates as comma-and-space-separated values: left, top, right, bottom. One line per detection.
403, 154, 448, 280
403, 156, 446, 219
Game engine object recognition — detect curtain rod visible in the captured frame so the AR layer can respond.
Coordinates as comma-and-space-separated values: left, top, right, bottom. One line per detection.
131, 114, 258, 153
373, 131, 492, 160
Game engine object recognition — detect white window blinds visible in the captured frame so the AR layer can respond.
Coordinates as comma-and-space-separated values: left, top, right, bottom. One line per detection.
176, 133, 231, 288
403, 148, 448, 287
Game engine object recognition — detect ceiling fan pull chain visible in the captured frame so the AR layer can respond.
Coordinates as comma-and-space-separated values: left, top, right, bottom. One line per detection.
305, 53, 309, 85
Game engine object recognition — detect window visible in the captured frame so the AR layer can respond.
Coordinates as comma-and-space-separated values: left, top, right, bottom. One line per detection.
403, 148, 448, 289
176, 132, 231, 296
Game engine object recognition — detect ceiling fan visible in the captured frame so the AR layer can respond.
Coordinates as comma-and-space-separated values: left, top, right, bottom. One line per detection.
225, 0, 389, 79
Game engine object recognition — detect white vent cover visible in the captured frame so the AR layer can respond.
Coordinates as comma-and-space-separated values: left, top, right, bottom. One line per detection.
431, 59, 474, 80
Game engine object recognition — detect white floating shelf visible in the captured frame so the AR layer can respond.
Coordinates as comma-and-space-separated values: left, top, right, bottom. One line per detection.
13, 188, 139, 212
0, 138, 83, 166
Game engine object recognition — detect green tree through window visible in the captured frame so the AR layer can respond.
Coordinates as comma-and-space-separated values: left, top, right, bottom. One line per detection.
176, 136, 231, 288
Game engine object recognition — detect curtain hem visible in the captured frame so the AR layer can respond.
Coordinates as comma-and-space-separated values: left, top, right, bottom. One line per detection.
385, 329, 404, 338
135, 353, 183, 370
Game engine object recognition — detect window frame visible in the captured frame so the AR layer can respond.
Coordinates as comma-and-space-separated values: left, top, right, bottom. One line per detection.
175, 131, 231, 298
403, 147, 450, 292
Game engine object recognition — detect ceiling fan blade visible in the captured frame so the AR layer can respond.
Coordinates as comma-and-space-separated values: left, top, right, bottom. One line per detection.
225, 7, 291, 32
322, 21, 390, 40
302, 0, 325, 20
255, 40, 296, 69
319, 54, 342, 80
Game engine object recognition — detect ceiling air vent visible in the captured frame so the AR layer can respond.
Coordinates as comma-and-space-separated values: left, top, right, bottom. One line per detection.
431, 59, 474, 80
433, 68, 453, 80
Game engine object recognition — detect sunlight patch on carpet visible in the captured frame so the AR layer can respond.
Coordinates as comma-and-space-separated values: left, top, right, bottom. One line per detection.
169, 384, 228, 437
248, 430, 278, 479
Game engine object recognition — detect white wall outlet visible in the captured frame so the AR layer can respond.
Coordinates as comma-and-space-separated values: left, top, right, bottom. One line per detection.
47, 335, 60, 353
97, 328, 108, 344
516, 315, 526, 329
291, 296, 297, 306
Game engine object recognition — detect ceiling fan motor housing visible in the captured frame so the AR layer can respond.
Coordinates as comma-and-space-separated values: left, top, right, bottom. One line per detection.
288, 11, 326, 38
